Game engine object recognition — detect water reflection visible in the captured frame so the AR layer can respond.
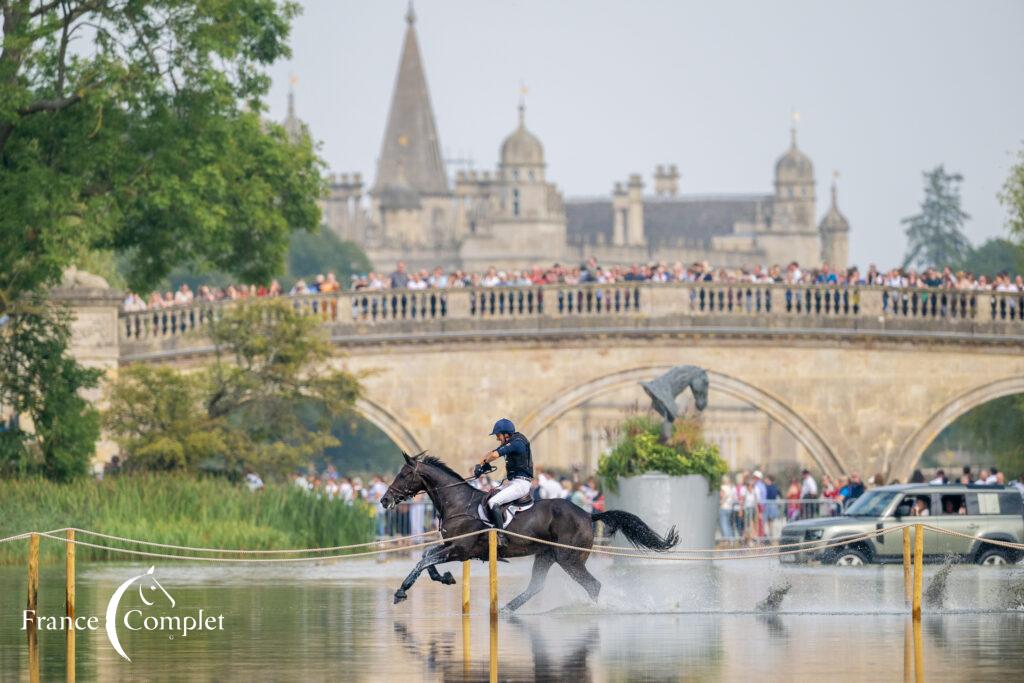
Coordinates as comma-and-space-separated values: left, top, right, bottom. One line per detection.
4, 561, 1024, 681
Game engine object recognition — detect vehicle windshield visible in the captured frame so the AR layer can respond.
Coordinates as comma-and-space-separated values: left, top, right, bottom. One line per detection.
844, 491, 900, 517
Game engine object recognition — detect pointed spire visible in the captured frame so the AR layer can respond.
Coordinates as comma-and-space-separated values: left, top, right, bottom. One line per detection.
283, 73, 305, 144
831, 170, 839, 208
373, 6, 448, 197
790, 108, 800, 148
518, 82, 528, 128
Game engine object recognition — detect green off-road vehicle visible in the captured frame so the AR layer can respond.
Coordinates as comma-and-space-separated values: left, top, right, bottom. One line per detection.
780, 483, 1024, 566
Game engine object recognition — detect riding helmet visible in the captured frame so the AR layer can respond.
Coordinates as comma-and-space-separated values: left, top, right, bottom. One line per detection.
489, 418, 516, 435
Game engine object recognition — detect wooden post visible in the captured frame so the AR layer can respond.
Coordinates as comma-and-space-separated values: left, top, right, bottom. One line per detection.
912, 524, 924, 619
462, 615, 471, 676
902, 526, 912, 606
462, 560, 471, 614
27, 533, 39, 616
902, 618, 912, 683
489, 613, 498, 683
488, 530, 498, 618
913, 611, 924, 683
66, 529, 75, 619
66, 627, 76, 683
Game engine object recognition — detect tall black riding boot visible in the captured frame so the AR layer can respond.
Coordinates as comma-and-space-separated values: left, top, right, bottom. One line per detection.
488, 505, 507, 548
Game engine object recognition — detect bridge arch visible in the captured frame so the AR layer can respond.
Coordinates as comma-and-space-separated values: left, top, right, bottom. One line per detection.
354, 397, 424, 456
896, 375, 1024, 481
519, 366, 846, 476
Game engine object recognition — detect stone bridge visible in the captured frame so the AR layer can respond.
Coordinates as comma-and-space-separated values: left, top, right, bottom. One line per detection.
69, 282, 1024, 479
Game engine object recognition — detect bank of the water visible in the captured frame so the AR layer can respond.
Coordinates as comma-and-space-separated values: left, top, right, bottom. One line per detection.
0, 474, 375, 565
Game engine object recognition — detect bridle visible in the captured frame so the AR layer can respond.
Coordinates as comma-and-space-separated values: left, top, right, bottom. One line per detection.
384, 459, 493, 507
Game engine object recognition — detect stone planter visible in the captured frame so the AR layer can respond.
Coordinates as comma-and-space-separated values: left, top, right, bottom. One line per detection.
603, 472, 717, 552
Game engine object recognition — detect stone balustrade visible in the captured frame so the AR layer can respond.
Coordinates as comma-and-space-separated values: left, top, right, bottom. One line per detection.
118, 283, 1024, 350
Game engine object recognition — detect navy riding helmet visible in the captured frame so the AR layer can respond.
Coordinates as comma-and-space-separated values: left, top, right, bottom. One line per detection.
489, 418, 515, 436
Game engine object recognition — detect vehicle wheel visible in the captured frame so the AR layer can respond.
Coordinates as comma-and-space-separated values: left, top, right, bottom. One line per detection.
976, 548, 1012, 566
829, 548, 869, 566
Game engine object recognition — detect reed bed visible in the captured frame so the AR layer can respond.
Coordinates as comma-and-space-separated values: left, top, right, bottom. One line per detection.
0, 474, 376, 565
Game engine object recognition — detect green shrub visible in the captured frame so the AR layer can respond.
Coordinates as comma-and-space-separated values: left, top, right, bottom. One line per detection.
597, 416, 727, 493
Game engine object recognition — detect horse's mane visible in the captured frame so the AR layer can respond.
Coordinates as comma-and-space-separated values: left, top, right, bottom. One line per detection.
419, 454, 466, 482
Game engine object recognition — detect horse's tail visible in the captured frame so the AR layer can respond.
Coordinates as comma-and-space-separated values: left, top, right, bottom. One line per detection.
591, 510, 679, 552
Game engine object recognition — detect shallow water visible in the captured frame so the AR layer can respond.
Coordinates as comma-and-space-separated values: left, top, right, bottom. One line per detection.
1, 555, 1023, 681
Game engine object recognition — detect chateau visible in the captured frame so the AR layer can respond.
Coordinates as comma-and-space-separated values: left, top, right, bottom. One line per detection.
287, 4, 850, 274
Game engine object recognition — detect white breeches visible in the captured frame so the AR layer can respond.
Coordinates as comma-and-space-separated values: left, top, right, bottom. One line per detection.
488, 478, 532, 508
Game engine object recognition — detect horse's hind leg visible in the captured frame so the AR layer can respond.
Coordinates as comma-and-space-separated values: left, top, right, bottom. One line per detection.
505, 551, 555, 612
558, 551, 601, 602
427, 564, 456, 586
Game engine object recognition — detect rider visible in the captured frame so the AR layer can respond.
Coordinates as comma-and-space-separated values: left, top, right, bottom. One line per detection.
474, 418, 533, 539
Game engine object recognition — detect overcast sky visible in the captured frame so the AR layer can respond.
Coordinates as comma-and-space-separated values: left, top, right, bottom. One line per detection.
266, 0, 1024, 268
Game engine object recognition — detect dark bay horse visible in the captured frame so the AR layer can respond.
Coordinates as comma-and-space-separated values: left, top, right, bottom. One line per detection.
381, 452, 679, 611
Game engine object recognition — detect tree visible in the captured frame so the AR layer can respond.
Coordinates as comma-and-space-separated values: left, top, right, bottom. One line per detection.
1000, 145, 1024, 241
901, 166, 972, 269
0, 0, 323, 313
104, 299, 362, 478
956, 238, 1024, 279
0, 298, 101, 480
287, 229, 372, 285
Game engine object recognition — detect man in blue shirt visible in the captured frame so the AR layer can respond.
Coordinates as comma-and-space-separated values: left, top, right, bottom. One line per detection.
476, 418, 534, 544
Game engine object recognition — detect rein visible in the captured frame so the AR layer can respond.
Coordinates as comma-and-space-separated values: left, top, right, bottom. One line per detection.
387, 460, 494, 505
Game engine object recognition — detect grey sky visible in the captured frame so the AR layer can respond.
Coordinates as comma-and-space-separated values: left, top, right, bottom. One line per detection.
266, 0, 1024, 268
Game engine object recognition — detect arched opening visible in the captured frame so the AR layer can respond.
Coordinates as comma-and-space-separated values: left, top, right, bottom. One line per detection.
520, 366, 844, 477
898, 377, 1024, 483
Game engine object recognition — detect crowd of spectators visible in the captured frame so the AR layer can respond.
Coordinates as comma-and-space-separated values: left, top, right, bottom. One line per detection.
720, 465, 1024, 545
121, 259, 1024, 312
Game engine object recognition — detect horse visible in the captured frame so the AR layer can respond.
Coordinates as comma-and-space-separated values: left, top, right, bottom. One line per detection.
381, 451, 679, 610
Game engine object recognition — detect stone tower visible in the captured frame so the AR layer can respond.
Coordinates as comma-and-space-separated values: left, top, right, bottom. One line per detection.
371, 3, 451, 248
819, 176, 850, 269
760, 126, 820, 267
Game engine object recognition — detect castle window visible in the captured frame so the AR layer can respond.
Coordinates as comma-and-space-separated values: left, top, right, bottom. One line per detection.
512, 169, 519, 181
513, 189, 520, 217
528, 170, 535, 182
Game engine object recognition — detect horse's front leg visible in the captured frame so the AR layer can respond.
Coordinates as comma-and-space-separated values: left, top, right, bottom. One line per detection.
426, 564, 456, 586
394, 545, 449, 604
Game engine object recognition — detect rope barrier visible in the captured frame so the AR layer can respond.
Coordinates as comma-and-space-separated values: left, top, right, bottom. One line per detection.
59, 526, 442, 554
5, 520, 1023, 563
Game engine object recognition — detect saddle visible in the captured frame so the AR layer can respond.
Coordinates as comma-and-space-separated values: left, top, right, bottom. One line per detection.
477, 489, 535, 529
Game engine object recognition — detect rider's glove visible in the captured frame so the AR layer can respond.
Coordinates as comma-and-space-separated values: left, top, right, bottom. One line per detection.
473, 463, 487, 478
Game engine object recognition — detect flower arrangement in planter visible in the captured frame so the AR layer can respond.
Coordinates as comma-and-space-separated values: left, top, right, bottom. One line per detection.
597, 415, 727, 494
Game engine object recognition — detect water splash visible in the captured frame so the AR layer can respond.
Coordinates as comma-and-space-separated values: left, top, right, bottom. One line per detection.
1008, 571, 1024, 611
756, 581, 792, 612
924, 553, 959, 608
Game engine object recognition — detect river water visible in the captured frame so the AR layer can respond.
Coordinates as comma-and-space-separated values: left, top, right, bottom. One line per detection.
1, 555, 1023, 681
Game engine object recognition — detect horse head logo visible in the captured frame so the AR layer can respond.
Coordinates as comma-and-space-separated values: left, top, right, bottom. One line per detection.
105, 566, 175, 662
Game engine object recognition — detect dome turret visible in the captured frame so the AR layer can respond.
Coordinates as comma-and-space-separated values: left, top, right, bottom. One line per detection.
775, 128, 813, 181
500, 104, 544, 168
819, 179, 849, 233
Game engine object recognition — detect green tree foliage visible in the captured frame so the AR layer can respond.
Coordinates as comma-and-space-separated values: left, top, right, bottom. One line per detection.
0, 0, 323, 313
1000, 145, 1024, 240
287, 229, 372, 284
902, 166, 972, 269
104, 299, 362, 478
597, 416, 726, 493
0, 299, 101, 480
923, 396, 1024, 478
956, 238, 1024, 278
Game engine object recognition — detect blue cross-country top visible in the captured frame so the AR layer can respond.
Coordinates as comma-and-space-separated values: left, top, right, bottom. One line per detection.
496, 432, 534, 480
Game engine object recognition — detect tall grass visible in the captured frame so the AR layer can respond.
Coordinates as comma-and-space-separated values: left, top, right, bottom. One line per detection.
0, 474, 375, 565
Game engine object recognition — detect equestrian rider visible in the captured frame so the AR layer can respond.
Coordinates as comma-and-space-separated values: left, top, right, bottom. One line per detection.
475, 418, 534, 538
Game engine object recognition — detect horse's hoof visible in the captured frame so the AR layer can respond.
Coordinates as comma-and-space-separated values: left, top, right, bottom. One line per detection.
393, 590, 407, 604
441, 572, 456, 585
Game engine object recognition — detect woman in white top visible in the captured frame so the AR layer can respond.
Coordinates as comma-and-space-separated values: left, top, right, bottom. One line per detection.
719, 475, 737, 540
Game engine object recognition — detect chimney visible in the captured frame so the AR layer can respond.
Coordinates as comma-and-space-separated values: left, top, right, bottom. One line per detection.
627, 174, 644, 246
612, 182, 628, 246
654, 164, 679, 197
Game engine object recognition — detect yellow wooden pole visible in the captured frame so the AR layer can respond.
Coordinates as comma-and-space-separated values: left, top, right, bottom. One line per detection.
902, 526, 912, 606
462, 559, 471, 615
489, 613, 498, 683
66, 529, 75, 619
66, 627, 76, 683
912, 524, 924, 619
462, 615, 471, 676
902, 618, 912, 683
488, 530, 498, 618
913, 611, 924, 683
27, 533, 39, 616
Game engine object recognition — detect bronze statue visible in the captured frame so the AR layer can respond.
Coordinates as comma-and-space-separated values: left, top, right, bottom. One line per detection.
640, 365, 709, 440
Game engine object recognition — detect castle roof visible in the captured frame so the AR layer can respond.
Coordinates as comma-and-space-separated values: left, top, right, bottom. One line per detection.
566, 195, 773, 248
372, 5, 449, 199
819, 181, 849, 233
775, 128, 813, 181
